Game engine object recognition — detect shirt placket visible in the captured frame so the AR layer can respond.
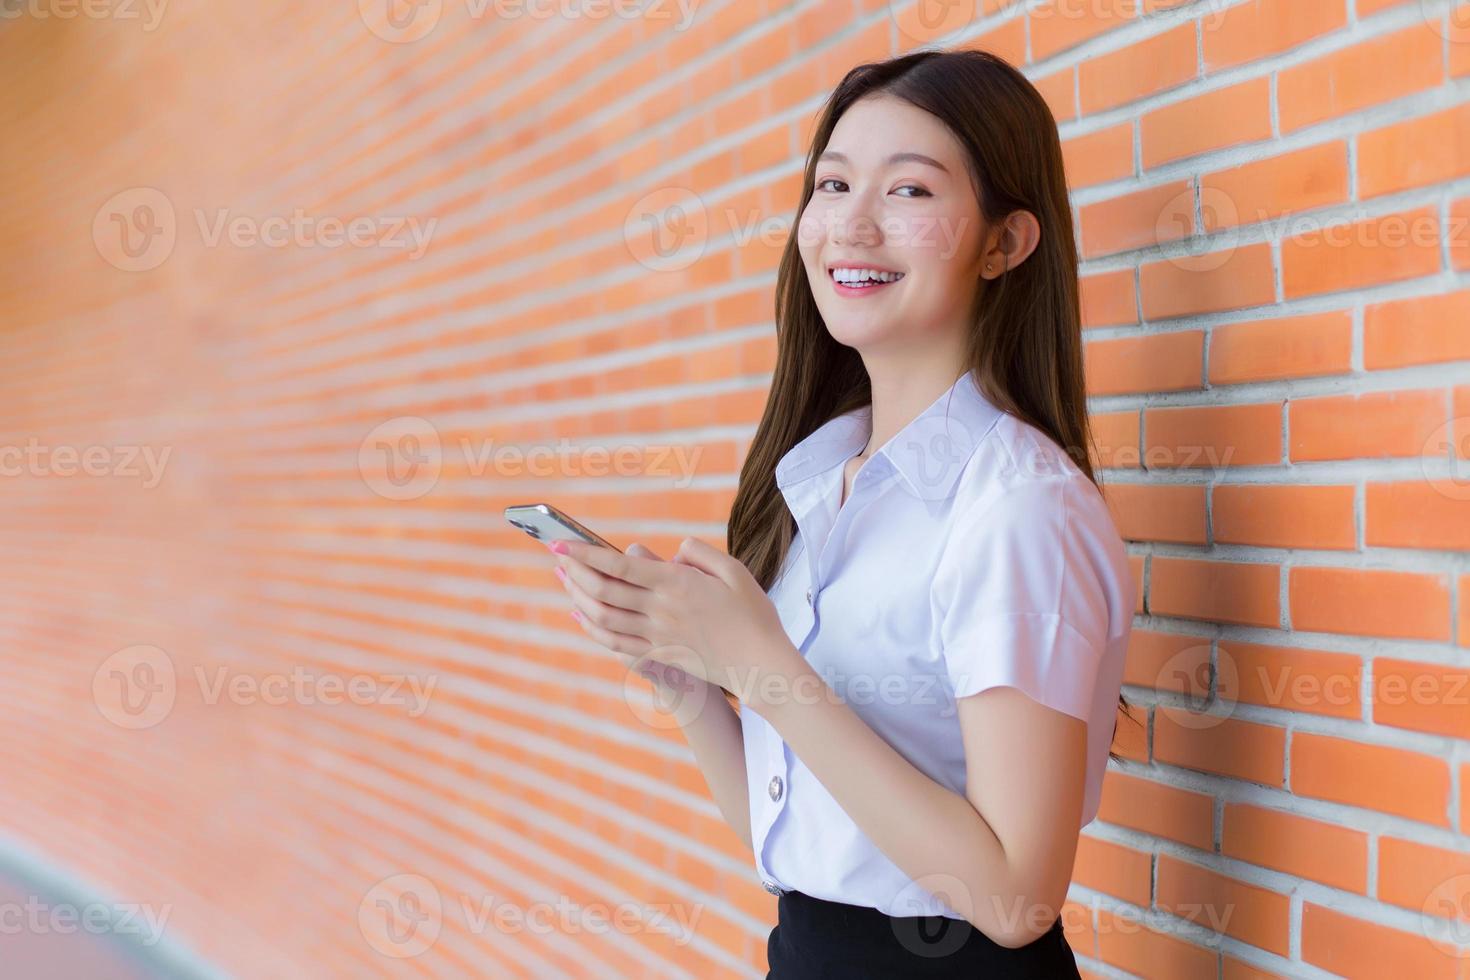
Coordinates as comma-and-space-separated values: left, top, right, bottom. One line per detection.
754, 463, 888, 895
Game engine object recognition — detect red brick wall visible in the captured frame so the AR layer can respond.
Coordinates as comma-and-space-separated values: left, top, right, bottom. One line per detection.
1, 1, 1467, 977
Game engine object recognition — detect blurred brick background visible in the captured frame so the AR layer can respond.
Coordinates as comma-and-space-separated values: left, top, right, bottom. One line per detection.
0, 0, 1467, 977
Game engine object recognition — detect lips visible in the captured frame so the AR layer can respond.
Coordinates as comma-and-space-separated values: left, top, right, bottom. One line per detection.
828, 269, 905, 294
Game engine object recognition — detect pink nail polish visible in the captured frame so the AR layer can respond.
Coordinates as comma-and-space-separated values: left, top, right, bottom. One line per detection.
549, 541, 568, 554
554, 566, 566, 582
571, 609, 582, 622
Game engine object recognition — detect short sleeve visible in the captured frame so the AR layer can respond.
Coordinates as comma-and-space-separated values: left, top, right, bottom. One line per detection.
933, 478, 1112, 722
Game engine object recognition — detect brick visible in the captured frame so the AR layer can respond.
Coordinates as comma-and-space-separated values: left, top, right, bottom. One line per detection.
1367, 481, 1470, 552
1140, 243, 1277, 319
1201, 142, 1350, 231
1157, 856, 1290, 955
1223, 956, 1287, 980
1149, 557, 1280, 627
1084, 330, 1203, 394
1080, 268, 1137, 327
1079, 23, 1197, 115
1301, 902, 1460, 979
1141, 78, 1273, 170
1278, 25, 1444, 133
1201, 0, 1347, 72
957, 13, 1026, 66
1029, 0, 1139, 61
1289, 567, 1452, 641
1033, 67, 1076, 123
1281, 206, 1443, 299
1359, 102, 1470, 198
1096, 908, 1220, 978
1208, 311, 1354, 385
1378, 837, 1470, 927
1222, 804, 1368, 892
1288, 389, 1445, 461
1062, 121, 1134, 190
1091, 410, 1141, 469
1096, 769, 1214, 850
1155, 712, 1286, 785
1101, 482, 1207, 544
1144, 402, 1282, 469
1072, 834, 1151, 906
1123, 629, 1211, 696
1079, 179, 1194, 258
1219, 641, 1363, 720
1373, 658, 1470, 740
1291, 733, 1452, 825
1364, 291, 1470, 369
1462, 575, 1470, 648
1212, 484, 1356, 550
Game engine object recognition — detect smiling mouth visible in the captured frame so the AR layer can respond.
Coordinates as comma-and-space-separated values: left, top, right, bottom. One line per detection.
828, 270, 906, 289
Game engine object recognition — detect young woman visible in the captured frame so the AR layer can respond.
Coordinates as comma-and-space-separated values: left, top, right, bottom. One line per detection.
548, 49, 1137, 978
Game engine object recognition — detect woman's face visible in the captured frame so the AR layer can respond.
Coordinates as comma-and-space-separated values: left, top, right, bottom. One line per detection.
797, 93, 990, 353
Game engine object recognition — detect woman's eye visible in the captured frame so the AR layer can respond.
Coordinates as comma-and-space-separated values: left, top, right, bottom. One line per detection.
815, 178, 929, 197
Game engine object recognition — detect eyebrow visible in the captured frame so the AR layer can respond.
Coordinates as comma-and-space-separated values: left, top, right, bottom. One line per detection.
817, 150, 950, 175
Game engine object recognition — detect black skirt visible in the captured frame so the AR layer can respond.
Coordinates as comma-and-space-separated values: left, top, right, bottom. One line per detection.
765, 889, 1082, 979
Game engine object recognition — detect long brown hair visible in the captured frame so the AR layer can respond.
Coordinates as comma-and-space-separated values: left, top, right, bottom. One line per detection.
726, 49, 1138, 759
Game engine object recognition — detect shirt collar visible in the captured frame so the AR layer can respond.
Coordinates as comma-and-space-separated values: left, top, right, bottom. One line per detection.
773, 369, 1003, 502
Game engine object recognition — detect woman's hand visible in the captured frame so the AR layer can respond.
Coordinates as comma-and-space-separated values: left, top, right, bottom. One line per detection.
549, 536, 797, 701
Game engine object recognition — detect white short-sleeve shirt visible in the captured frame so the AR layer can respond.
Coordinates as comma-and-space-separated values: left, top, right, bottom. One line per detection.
740, 368, 1135, 917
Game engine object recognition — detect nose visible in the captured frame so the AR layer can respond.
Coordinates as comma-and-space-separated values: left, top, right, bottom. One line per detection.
827, 189, 881, 249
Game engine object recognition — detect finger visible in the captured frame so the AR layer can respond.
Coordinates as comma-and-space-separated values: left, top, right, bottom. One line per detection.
562, 561, 654, 637
673, 537, 737, 586
559, 553, 651, 615
569, 606, 653, 660
551, 539, 663, 589
627, 542, 664, 561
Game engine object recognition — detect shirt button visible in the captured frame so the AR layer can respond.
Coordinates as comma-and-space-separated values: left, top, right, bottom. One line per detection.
763, 880, 782, 895
768, 775, 784, 802
805, 588, 813, 606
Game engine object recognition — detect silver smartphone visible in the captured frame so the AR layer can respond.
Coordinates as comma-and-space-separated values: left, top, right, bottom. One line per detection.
504, 503, 622, 553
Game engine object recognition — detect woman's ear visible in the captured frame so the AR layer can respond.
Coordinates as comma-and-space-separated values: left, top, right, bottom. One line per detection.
982, 210, 1042, 277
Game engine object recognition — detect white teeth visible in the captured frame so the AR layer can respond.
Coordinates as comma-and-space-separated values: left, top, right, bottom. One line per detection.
831, 268, 904, 284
